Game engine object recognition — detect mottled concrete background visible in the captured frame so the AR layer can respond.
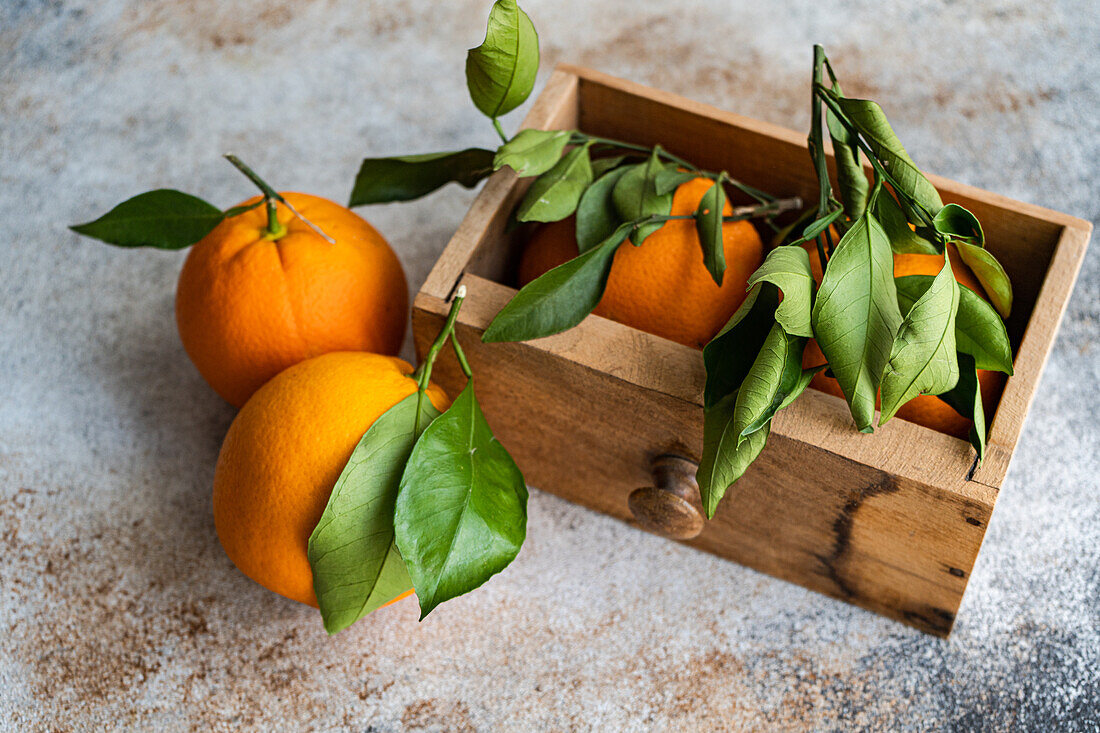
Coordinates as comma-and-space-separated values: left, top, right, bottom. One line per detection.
2, 0, 1098, 730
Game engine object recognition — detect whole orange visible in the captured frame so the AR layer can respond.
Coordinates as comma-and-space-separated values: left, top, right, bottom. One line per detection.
176, 192, 408, 408
803, 242, 1005, 438
517, 177, 764, 348
212, 351, 448, 607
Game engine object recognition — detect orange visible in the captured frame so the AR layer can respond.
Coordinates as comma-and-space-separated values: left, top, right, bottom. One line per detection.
802, 242, 1005, 438
212, 351, 448, 607
176, 192, 408, 408
517, 177, 764, 348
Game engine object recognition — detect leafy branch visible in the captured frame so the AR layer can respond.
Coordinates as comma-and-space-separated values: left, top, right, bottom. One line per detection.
308, 286, 528, 630
697, 45, 1017, 515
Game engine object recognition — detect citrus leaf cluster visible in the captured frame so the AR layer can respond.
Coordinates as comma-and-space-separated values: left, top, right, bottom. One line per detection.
308, 293, 528, 631
483, 142, 786, 343
695, 46, 1016, 517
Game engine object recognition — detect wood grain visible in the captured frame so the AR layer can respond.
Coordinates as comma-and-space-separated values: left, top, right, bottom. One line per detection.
411, 64, 1092, 635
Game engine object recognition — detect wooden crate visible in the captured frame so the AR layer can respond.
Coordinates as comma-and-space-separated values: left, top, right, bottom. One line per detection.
411, 64, 1091, 636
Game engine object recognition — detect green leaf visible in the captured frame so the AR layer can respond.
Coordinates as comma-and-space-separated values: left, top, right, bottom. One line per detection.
695, 177, 727, 286
70, 189, 224, 249
348, 149, 495, 206
516, 143, 593, 223
826, 107, 869, 220
222, 200, 265, 218
780, 365, 827, 411
493, 129, 571, 177
611, 148, 674, 245
811, 211, 902, 432
896, 275, 1013, 374
307, 394, 441, 634
933, 203, 984, 245
836, 97, 944, 220
482, 222, 631, 342
654, 168, 697, 195
590, 154, 628, 177
954, 241, 1013, 319
702, 283, 781, 408
745, 246, 815, 337
872, 191, 940, 255
394, 382, 528, 619
879, 258, 960, 424
575, 165, 630, 253
733, 322, 808, 438
797, 207, 844, 244
937, 352, 987, 463
465, 0, 539, 119
697, 391, 770, 519
770, 208, 817, 248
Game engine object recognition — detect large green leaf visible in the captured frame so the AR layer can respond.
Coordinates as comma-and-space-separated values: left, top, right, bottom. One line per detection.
811, 211, 902, 432
826, 107, 869, 220
933, 203, 984, 245
702, 284, 780, 408
493, 129, 571, 177
516, 143, 593, 223
654, 168, 697, 195
781, 366, 827, 411
695, 178, 727, 286
308, 394, 441, 634
70, 189, 224, 249
937, 352, 987, 463
836, 97, 943, 220
482, 222, 631, 342
733, 322, 808, 438
465, 0, 539, 119
745, 246, 815, 337
697, 392, 770, 519
879, 258, 960, 424
611, 148, 674, 245
955, 241, 1013, 319
348, 149, 495, 206
896, 275, 1013, 374
872, 192, 939, 255
394, 382, 528, 619
575, 165, 630, 253
590, 154, 628, 177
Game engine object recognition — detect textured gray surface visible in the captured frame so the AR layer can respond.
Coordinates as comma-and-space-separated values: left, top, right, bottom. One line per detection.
2, 0, 1098, 730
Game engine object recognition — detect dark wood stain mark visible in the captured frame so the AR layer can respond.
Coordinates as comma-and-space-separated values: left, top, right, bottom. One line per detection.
815, 475, 900, 600
901, 606, 955, 636
966, 516, 984, 527
948, 567, 966, 578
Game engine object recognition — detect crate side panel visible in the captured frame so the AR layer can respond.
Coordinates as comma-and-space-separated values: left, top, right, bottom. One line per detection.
697, 431, 991, 636
413, 296, 993, 636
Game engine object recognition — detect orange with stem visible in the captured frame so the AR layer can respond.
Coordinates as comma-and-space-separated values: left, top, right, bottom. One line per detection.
175, 156, 408, 407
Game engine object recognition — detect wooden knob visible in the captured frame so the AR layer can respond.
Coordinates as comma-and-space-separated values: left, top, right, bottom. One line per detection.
628, 454, 705, 540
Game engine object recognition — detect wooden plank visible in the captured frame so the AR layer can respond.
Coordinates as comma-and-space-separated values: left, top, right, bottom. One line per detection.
562, 64, 1088, 228
973, 222, 1092, 485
